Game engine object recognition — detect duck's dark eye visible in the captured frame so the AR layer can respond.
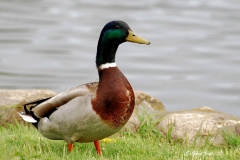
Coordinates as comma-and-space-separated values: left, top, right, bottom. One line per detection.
115, 25, 120, 29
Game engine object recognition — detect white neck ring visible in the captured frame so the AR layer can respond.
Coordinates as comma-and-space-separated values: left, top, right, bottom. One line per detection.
98, 62, 117, 70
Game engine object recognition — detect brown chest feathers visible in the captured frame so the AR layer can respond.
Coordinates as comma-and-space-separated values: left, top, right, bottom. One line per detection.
92, 67, 135, 128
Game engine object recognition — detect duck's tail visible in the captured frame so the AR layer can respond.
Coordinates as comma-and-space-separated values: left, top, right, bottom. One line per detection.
18, 112, 38, 123
18, 97, 52, 127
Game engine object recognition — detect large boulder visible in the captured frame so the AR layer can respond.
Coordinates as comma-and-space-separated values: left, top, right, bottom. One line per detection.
123, 91, 165, 132
134, 91, 165, 113
156, 106, 240, 146
0, 90, 57, 125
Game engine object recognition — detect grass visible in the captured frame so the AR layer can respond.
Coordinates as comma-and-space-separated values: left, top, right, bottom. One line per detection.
0, 118, 239, 160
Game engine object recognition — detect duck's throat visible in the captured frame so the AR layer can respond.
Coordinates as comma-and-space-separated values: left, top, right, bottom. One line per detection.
96, 41, 119, 67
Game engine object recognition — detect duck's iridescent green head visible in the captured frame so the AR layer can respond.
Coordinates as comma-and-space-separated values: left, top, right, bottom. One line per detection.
96, 21, 150, 67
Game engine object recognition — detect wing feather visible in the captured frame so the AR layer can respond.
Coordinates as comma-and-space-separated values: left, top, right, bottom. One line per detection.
31, 82, 98, 118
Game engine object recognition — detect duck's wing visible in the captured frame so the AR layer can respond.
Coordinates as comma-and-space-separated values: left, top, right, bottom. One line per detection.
29, 82, 98, 118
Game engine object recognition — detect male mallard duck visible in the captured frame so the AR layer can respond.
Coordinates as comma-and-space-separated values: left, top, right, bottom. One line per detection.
18, 20, 150, 155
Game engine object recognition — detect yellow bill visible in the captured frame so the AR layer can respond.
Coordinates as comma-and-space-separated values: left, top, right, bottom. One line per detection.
126, 30, 150, 45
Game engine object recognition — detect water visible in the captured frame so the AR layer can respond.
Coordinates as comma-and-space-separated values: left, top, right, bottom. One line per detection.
0, 0, 239, 117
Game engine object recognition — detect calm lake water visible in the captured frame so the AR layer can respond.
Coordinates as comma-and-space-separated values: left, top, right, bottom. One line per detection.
0, 0, 239, 116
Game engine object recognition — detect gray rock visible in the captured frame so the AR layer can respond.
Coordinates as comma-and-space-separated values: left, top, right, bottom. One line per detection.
0, 89, 57, 106
156, 106, 240, 146
122, 91, 165, 132
235, 124, 240, 136
122, 112, 140, 133
133, 90, 165, 116
0, 89, 56, 125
